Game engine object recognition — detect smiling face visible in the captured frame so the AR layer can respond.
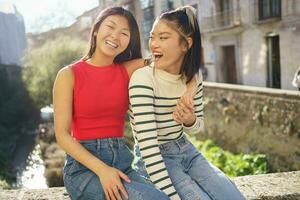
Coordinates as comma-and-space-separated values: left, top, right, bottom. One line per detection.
94, 15, 130, 62
149, 20, 188, 74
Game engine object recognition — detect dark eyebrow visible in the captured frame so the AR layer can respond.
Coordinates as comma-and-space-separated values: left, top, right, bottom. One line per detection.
106, 20, 130, 32
159, 32, 171, 35
150, 32, 171, 36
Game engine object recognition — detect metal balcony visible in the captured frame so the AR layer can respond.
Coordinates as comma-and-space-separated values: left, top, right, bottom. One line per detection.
201, 8, 241, 32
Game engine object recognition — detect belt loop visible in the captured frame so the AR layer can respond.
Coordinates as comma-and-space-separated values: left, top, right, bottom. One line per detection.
108, 138, 113, 149
159, 143, 164, 152
97, 139, 101, 151
118, 138, 122, 148
176, 135, 185, 148
175, 139, 180, 150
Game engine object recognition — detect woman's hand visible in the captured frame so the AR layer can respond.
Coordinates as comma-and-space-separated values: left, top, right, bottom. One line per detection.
98, 165, 131, 200
181, 75, 198, 110
173, 100, 196, 127
179, 89, 196, 111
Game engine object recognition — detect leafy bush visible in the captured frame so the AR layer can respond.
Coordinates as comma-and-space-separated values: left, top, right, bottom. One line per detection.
188, 136, 268, 177
23, 36, 85, 108
0, 178, 10, 189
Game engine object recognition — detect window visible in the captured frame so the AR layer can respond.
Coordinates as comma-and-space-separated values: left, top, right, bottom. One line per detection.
258, 0, 281, 20
216, 0, 232, 26
140, 0, 154, 52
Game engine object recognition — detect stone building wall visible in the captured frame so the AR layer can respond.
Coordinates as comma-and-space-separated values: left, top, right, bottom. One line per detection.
198, 0, 300, 90
199, 82, 300, 171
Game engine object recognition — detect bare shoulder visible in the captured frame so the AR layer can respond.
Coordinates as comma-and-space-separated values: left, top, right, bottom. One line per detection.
53, 66, 74, 90
57, 66, 73, 78
56, 66, 73, 82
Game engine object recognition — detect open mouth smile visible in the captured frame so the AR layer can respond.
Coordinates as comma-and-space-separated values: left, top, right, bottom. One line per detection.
105, 40, 118, 48
153, 52, 163, 61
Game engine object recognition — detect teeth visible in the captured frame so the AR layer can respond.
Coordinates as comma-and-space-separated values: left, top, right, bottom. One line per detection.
153, 52, 163, 56
151, 51, 163, 61
106, 40, 118, 48
153, 53, 163, 61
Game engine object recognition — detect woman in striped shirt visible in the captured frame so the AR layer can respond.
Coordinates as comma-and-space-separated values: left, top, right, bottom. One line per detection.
129, 6, 246, 200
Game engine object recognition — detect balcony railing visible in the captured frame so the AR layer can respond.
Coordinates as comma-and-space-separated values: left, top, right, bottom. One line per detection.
201, 8, 241, 32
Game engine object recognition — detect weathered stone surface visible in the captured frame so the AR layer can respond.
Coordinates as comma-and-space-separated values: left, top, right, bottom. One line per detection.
199, 83, 300, 172
1, 171, 299, 200
234, 171, 300, 200
0, 187, 69, 200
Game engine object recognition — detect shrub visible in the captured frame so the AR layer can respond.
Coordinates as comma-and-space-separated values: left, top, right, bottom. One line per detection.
23, 36, 85, 108
188, 136, 268, 177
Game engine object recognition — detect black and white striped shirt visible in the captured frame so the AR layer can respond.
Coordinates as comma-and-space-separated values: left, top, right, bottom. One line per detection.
129, 66, 204, 199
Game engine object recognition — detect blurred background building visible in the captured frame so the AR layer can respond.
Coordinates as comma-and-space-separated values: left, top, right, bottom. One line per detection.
0, 2, 26, 66
25, 0, 300, 90
198, 0, 300, 90
98, 0, 300, 90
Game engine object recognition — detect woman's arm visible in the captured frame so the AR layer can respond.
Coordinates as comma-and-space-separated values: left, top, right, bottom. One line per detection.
173, 74, 204, 134
53, 67, 130, 200
182, 74, 198, 109
123, 58, 145, 78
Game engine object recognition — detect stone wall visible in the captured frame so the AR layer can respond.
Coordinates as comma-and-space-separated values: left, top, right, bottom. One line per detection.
197, 82, 300, 172
1, 171, 299, 200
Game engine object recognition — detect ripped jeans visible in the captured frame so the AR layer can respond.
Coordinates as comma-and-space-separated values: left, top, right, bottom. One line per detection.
63, 137, 170, 200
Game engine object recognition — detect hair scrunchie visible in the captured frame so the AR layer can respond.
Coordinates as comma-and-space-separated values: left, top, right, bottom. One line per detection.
176, 5, 197, 31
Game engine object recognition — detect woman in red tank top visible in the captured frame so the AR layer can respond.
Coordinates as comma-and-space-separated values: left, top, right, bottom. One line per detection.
53, 6, 196, 200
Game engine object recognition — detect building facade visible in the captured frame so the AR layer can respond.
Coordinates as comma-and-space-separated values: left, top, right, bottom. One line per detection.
28, 0, 300, 90
130, 0, 300, 90
197, 0, 300, 90
0, 2, 26, 66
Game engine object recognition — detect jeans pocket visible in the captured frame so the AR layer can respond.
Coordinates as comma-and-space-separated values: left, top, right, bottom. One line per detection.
64, 170, 98, 200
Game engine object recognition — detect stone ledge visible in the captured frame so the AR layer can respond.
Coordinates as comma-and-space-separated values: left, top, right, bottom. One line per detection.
233, 171, 300, 200
1, 171, 299, 200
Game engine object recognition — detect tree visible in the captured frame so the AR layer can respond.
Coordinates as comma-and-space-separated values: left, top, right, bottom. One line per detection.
23, 36, 85, 108
0, 64, 38, 188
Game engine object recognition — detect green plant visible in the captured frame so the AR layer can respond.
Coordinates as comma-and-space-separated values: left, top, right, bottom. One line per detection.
188, 136, 268, 177
22, 36, 85, 108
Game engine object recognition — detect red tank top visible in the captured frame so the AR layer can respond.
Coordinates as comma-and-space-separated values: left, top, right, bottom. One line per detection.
71, 60, 129, 140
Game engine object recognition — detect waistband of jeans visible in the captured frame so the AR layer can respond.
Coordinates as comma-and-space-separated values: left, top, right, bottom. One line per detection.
78, 137, 125, 147
159, 134, 188, 149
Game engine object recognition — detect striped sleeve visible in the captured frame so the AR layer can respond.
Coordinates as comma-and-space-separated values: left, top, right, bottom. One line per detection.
129, 70, 180, 200
183, 74, 204, 134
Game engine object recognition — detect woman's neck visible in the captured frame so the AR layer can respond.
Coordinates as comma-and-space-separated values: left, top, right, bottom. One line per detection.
162, 66, 180, 75
89, 50, 114, 67
156, 57, 183, 75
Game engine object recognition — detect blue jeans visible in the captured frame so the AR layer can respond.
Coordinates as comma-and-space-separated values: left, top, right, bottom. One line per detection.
63, 138, 170, 200
134, 135, 246, 200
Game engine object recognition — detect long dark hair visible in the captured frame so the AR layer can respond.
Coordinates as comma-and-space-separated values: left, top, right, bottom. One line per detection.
82, 7, 142, 63
159, 6, 203, 83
